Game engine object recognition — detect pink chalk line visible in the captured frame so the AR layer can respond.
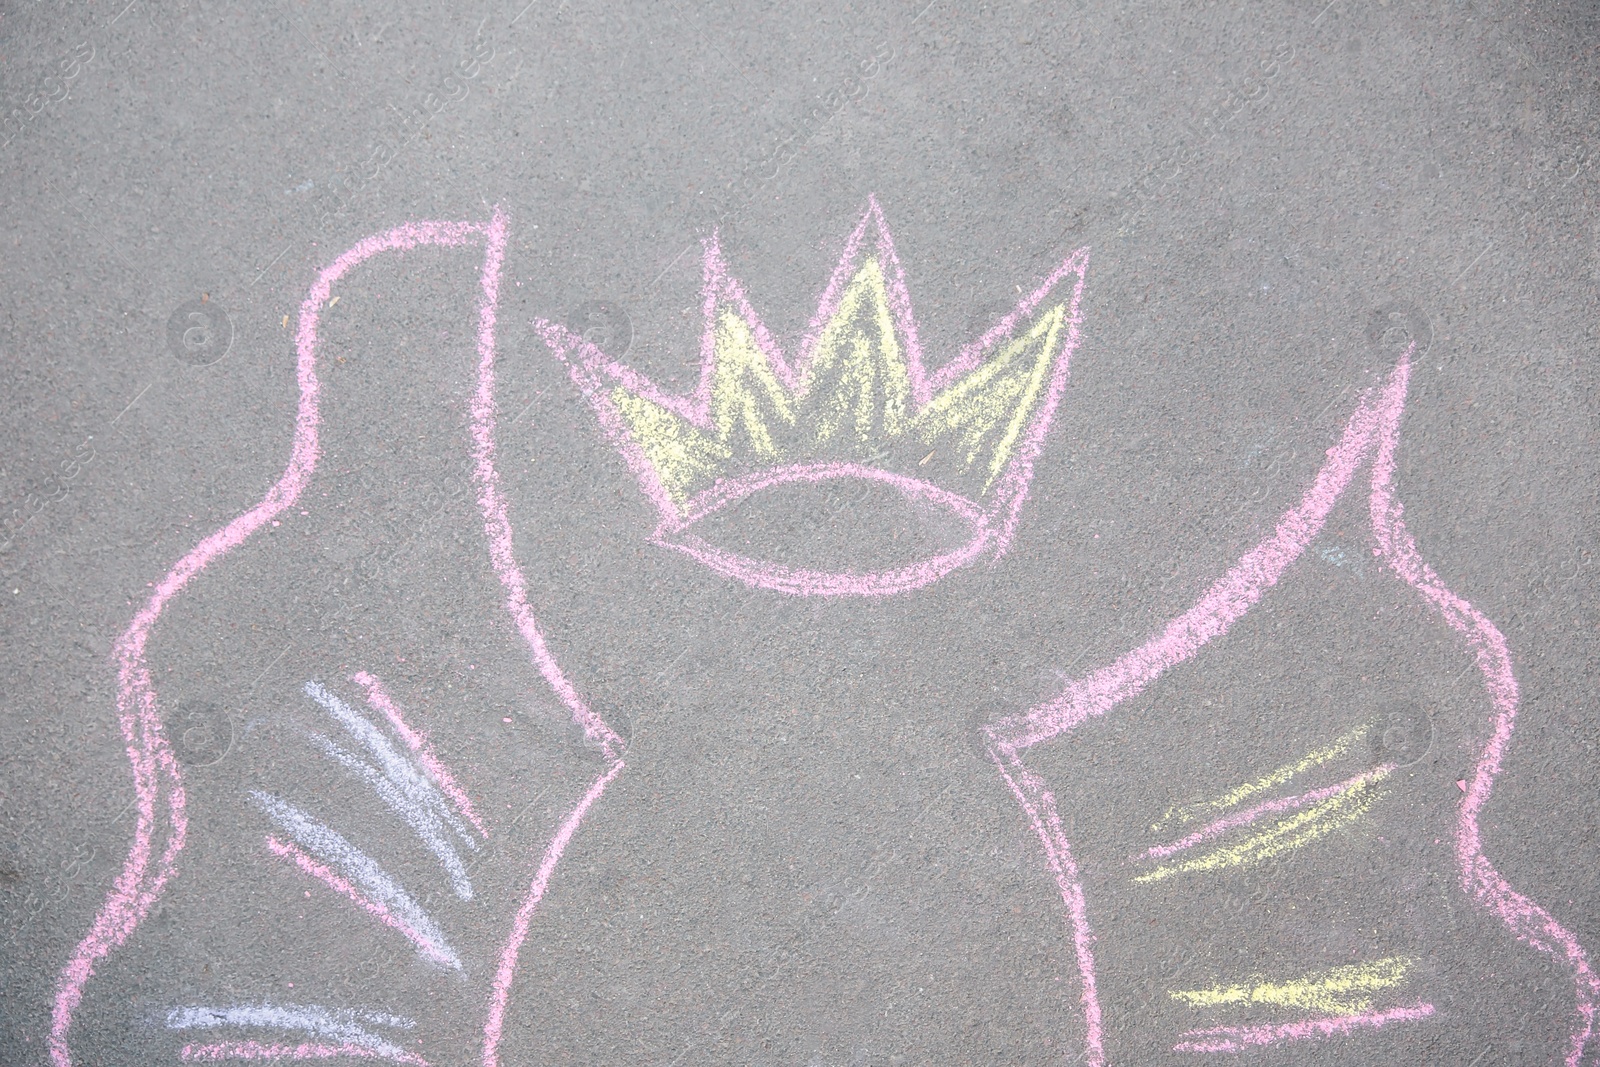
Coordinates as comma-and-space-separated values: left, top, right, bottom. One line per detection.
352, 671, 487, 837
181, 1042, 426, 1064
534, 195, 1091, 597
479, 761, 624, 1067
465, 210, 630, 1066
1136, 765, 1394, 864
262, 809, 460, 966
987, 346, 1596, 1065
1172, 1002, 1435, 1054
1367, 358, 1600, 1067
467, 213, 625, 761
51, 218, 501, 1066
167, 1003, 420, 1063
990, 360, 1389, 756
664, 461, 996, 597
263, 833, 458, 970
986, 750, 1103, 1064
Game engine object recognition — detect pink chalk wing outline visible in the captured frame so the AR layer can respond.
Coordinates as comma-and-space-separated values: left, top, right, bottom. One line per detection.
534, 195, 1091, 597
984, 349, 1599, 1065
50, 213, 626, 1067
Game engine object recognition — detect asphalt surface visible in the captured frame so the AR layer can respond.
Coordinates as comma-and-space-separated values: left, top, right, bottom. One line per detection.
4, 1, 1600, 1065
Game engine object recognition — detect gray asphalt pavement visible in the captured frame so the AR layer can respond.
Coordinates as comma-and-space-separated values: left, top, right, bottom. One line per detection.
4, 1, 1600, 1064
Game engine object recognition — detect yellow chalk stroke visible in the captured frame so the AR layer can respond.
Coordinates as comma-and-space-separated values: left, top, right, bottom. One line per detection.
1171, 956, 1414, 1017
1134, 767, 1389, 884
1153, 720, 1372, 833
910, 302, 1066, 490
611, 387, 730, 505
709, 307, 796, 459
803, 257, 911, 448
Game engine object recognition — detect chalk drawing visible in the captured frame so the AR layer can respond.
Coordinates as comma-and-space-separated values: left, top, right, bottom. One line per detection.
983, 347, 1599, 1065
167, 1003, 425, 1065
52, 218, 491, 1065
535, 195, 1090, 597
1172, 1003, 1437, 1054
180, 1043, 420, 1064
53, 213, 630, 1067
52, 201, 1593, 1066
1169, 956, 1414, 1016
1151, 719, 1371, 833
303, 679, 478, 899
1133, 764, 1393, 881
1369, 361, 1600, 1065
478, 760, 624, 1067
254, 791, 461, 970
353, 671, 487, 836
465, 208, 629, 1067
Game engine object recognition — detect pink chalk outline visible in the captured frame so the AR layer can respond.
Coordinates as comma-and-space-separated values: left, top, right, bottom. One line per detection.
464, 212, 627, 1066
263, 835, 456, 969
352, 671, 488, 837
180, 1040, 427, 1064
985, 349, 1599, 1065
478, 760, 623, 1067
666, 460, 995, 597
534, 195, 1091, 597
1172, 1001, 1436, 1054
50, 217, 478, 1067
52, 213, 626, 1067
